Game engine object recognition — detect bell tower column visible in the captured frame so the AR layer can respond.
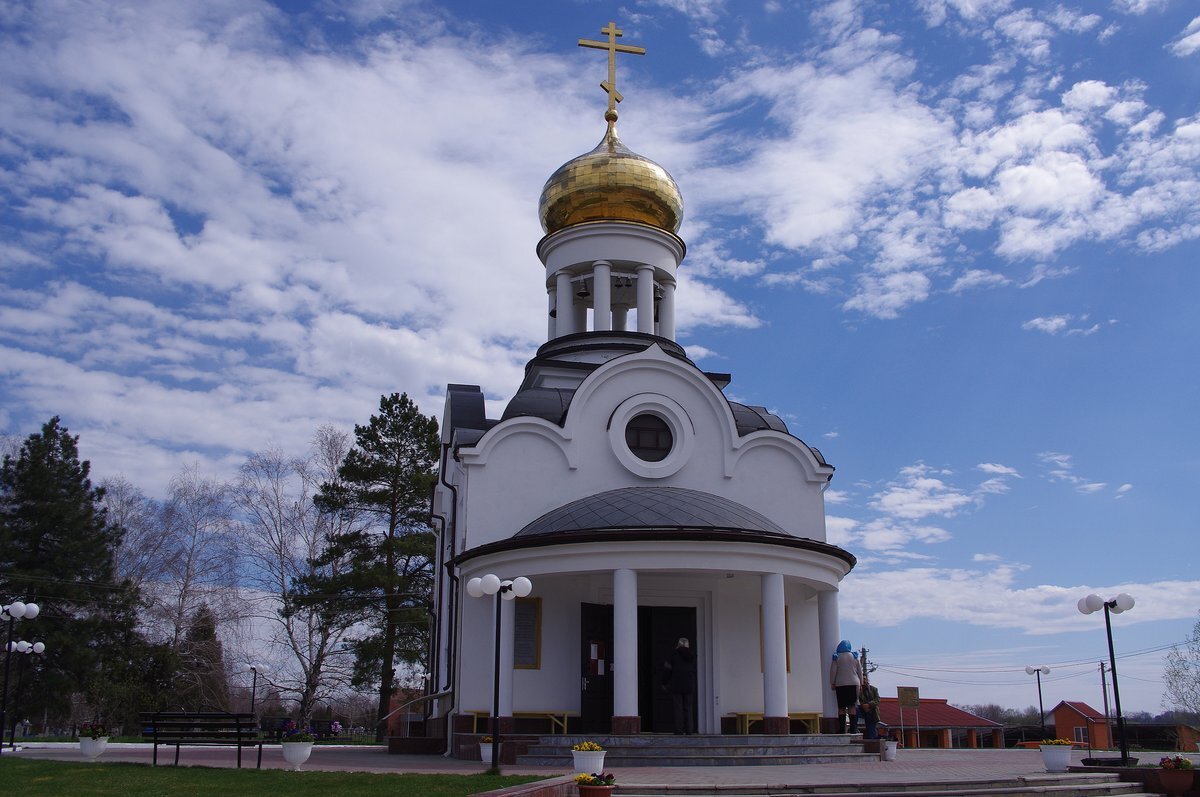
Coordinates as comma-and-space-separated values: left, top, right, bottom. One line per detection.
659, 279, 676, 340
636, 264, 655, 334
593, 261, 612, 331
555, 272, 575, 337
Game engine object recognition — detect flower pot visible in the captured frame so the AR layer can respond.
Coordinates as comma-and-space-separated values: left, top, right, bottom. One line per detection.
1039, 744, 1072, 773
880, 739, 898, 761
281, 740, 314, 771
1154, 769, 1194, 797
78, 736, 109, 761
577, 786, 615, 797
479, 743, 492, 764
572, 749, 605, 773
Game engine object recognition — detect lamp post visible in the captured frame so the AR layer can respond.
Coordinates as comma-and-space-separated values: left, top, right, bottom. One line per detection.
1078, 592, 1134, 764
466, 573, 533, 774
1, 600, 40, 757
249, 664, 267, 717
1024, 665, 1050, 738
8, 641, 45, 749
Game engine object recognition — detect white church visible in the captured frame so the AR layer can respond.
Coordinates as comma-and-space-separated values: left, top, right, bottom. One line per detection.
427, 23, 856, 750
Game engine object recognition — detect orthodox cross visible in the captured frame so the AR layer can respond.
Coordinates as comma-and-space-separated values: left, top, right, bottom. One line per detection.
578, 21, 646, 115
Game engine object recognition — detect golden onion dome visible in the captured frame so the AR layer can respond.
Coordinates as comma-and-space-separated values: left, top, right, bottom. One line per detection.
539, 112, 683, 235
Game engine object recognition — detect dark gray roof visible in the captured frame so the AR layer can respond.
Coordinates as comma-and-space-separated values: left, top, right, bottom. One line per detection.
729, 402, 789, 435
516, 486, 788, 537
501, 387, 575, 424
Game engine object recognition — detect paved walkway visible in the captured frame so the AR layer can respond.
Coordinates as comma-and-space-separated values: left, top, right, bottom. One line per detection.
6, 743, 1121, 786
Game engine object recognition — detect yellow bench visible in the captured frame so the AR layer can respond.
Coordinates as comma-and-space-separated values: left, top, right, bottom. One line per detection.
467, 710, 578, 734
730, 711, 822, 734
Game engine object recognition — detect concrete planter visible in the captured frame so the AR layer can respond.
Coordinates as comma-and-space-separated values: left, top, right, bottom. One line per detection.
281, 740, 313, 771
78, 736, 109, 761
1039, 744, 1071, 772
572, 749, 605, 773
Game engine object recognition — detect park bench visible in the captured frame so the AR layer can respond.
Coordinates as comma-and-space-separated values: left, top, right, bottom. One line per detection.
140, 711, 263, 768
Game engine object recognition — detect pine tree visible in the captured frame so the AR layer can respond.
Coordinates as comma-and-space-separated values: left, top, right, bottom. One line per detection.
0, 417, 140, 727
300, 394, 439, 741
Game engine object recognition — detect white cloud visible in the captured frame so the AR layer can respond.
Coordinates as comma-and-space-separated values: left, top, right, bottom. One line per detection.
950, 268, 1010, 292
1037, 450, 1113, 495
870, 463, 975, 520
977, 462, 1021, 476
1022, 315, 1072, 334
843, 271, 931, 319
1111, 0, 1168, 15
1168, 16, 1200, 57
841, 567, 1200, 633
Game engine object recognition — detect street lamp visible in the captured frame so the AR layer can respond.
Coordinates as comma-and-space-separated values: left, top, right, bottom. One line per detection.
1078, 592, 1134, 764
466, 573, 533, 773
8, 640, 45, 749
249, 664, 268, 717
1024, 665, 1050, 738
1, 600, 40, 758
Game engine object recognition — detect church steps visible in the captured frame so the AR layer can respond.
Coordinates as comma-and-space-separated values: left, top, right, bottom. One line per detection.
515, 733, 876, 767
613, 774, 1147, 797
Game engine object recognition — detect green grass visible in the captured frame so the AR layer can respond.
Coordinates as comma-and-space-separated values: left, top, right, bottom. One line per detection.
0, 758, 547, 796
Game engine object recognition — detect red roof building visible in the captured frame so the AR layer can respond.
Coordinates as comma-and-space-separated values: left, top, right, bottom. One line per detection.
877, 697, 1004, 749
1049, 700, 1111, 749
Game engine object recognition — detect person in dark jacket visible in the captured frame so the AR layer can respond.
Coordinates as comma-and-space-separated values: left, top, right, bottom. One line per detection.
661, 637, 697, 734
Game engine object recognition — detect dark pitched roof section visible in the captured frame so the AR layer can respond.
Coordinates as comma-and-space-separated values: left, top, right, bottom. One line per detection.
516, 486, 789, 537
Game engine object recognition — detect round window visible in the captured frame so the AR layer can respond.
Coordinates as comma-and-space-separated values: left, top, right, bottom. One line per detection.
625, 413, 673, 462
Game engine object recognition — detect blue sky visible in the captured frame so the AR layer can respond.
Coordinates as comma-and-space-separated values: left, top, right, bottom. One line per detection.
2, 0, 1198, 715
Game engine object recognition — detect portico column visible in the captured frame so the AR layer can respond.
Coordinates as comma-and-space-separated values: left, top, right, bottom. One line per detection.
659, 280, 676, 340
555, 272, 574, 337
612, 568, 640, 734
593, 261, 612, 331
636, 264, 655, 334
817, 590, 840, 724
761, 572, 788, 734
498, 594, 516, 733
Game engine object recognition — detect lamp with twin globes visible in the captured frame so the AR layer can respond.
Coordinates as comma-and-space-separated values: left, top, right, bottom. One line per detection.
1024, 665, 1051, 738
1078, 592, 1134, 765
1, 601, 40, 757
466, 574, 533, 774
8, 640, 46, 749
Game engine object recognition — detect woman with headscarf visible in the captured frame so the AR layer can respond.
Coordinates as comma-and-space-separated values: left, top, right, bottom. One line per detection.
829, 639, 862, 733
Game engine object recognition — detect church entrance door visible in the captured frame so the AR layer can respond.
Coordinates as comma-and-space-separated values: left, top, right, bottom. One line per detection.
580, 602, 614, 732
639, 606, 697, 733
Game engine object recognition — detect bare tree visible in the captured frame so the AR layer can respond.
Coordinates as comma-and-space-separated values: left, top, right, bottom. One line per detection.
234, 426, 359, 724
1163, 613, 1200, 716
101, 476, 169, 587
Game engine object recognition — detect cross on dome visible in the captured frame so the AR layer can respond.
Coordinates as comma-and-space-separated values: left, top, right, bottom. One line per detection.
578, 21, 645, 120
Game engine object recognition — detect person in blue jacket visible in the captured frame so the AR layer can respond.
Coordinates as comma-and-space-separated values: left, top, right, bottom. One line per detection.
829, 640, 862, 733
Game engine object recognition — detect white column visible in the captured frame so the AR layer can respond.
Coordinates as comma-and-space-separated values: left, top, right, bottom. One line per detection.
573, 293, 587, 333
817, 589, 840, 719
555, 272, 574, 337
547, 289, 556, 340
499, 595, 516, 717
659, 280, 676, 340
613, 569, 638, 719
612, 305, 628, 331
761, 573, 788, 720
593, 261, 612, 332
636, 264, 655, 334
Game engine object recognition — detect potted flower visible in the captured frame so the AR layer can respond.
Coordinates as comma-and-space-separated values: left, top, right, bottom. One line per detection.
279, 720, 315, 771
1155, 755, 1195, 797
77, 721, 109, 761
571, 739, 605, 773
479, 735, 493, 764
1038, 738, 1073, 772
574, 771, 616, 797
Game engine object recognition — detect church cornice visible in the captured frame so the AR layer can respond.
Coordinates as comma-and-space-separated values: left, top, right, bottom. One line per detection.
453, 527, 857, 569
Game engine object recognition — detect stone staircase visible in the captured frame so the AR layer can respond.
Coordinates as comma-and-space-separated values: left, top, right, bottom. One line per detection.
613, 777, 1153, 797
516, 733, 877, 767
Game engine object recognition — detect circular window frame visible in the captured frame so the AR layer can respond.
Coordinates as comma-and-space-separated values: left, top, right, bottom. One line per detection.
608, 394, 694, 478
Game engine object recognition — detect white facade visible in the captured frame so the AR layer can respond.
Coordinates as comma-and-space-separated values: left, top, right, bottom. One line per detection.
427, 119, 855, 744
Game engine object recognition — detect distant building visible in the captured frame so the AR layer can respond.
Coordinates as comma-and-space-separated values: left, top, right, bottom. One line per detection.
1049, 700, 1110, 748
876, 697, 1003, 748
